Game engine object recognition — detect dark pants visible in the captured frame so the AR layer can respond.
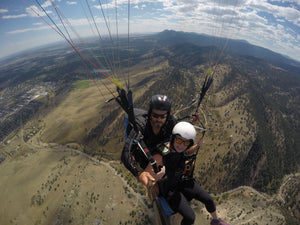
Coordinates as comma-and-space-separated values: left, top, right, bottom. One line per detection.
167, 180, 216, 225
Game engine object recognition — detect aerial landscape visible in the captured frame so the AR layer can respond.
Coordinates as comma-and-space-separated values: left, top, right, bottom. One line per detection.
0, 1, 300, 225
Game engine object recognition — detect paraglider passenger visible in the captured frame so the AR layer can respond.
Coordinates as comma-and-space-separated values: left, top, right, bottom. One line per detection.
157, 121, 229, 225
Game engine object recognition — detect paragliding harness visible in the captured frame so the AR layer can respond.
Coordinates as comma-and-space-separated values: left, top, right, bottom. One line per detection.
115, 88, 161, 174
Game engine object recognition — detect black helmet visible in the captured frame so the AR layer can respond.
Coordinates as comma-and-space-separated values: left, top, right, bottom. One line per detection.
149, 94, 171, 112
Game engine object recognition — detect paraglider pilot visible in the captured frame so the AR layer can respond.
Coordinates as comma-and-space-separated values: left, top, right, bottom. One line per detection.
121, 94, 177, 186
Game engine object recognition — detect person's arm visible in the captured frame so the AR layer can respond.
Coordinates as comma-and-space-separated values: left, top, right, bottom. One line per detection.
121, 127, 143, 176
121, 143, 157, 187
121, 128, 158, 187
121, 144, 141, 177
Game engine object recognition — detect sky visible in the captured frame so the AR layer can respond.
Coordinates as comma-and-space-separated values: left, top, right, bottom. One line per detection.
0, 0, 300, 61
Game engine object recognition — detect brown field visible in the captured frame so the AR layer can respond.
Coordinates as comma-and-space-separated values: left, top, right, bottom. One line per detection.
0, 130, 287, 225
0, 141, 150, 225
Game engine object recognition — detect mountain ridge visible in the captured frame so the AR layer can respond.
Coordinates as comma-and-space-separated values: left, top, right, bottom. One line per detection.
154, 30, 300, 73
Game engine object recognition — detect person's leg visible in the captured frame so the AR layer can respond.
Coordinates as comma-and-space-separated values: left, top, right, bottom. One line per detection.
180, 181, 230, 224
181, 180, 216, 213
167, 191, 195, 225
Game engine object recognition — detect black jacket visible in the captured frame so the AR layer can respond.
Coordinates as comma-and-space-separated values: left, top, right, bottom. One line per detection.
159, 150, 186, 197
121, 108, 177, 177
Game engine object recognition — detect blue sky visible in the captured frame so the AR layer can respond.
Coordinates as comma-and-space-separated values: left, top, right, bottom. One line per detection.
0, 0, 299, 61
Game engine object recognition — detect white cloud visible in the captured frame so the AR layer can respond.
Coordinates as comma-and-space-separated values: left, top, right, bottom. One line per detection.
67, 1, 77, 5
246, 0, 300, 26
0, 9, 8, 13
25, 5, 52, 18
2, 14, 27, 19
272, 0, 300, 5
41, 0, 52, 8
6, 26, 49, 34
1, 5, 53, 19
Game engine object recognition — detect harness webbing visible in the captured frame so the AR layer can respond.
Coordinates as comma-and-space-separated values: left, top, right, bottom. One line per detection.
116, 88, 160, 173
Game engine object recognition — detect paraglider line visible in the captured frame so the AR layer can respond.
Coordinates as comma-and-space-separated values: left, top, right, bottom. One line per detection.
48, 0, 114, 98
26, 0, 120, 97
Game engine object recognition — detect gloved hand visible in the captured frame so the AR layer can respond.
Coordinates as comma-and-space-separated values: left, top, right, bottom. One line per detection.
191, 112, 200, 124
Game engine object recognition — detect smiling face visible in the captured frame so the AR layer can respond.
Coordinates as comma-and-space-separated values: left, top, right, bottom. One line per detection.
173, 135, 191, 153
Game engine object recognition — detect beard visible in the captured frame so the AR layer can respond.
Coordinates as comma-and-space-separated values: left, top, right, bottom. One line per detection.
151, 119, 164, 129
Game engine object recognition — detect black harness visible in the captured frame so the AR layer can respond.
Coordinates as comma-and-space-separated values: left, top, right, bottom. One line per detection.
116, 88, 161, 173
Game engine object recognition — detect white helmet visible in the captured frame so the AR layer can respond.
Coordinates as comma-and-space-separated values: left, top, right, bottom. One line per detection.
172, 122, 196, 142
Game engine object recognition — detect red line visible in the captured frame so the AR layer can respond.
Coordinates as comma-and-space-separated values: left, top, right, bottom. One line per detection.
27, 2, 120, 91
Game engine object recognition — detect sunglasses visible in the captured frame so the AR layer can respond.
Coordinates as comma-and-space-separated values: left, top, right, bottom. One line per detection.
175, 137, 191, 146
151, 112, 168, 119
